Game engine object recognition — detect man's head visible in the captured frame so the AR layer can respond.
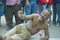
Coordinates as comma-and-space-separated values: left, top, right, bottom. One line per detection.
40, 9, 52, 20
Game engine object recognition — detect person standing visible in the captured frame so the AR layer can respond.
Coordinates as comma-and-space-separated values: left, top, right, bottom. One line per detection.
39, 0, 53, 13
53, 0, 60, 26
0, 0, 6, 27
5, 0, 23, 29
24, 0, 37, 15
24, 0, 37, 23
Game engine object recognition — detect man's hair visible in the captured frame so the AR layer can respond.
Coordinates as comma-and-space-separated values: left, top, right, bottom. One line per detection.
40, 9, 52, 15
47, 9, 52, 15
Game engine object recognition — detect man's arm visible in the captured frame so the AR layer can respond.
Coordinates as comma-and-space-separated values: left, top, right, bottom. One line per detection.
36, 25, 49, 40
18, 11, 32, 20
26, 0, 29, 3
43, 26, 49, 40
26, 0, 30, 6
31, 25, 49, 40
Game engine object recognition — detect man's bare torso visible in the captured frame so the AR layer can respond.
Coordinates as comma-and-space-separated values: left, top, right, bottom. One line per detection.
24, 14, 48, 35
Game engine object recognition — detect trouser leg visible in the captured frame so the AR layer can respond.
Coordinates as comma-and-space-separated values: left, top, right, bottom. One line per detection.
5, 6, 13, 29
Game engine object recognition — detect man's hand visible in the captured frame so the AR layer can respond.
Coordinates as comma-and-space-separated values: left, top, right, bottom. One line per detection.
26, 0, 30, 6
18, 10, 23, 17
18, 7, 23, 16
18, 10, 23, 15
18, 10, 24, 19
26, 2, 30, 6
41, 35, 49, 40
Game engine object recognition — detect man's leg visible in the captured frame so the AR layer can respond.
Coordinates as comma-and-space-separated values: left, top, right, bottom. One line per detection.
39, 4, 46, 14
53, 3, 57, 25
43, 4, 47, 10
15, 24, 31, 40
31, 3, 37, 14
24, 5, 31, 23
24, 5, 31, 15
0, 24, 23, 40
17, 24, 31, 40
39, 4, 43, 14
46, 3, 51, 10
6, 24, 31, 40
10, 34, 24, 40
0, 25, 17, 40
56, 3, 60, 26
0, 24, 31, 40
0, 4, 5, 27
5, 6, 13, 29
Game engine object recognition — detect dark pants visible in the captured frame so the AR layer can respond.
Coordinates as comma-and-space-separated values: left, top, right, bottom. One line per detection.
5, 5, 23, 28
53, 3, 60, 24
53, 3, 56, 23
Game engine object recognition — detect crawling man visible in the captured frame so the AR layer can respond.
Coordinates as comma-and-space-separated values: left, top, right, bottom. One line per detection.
0, 9, 52, 40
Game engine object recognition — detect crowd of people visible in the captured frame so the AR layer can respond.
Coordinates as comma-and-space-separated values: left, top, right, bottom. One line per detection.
0, 0, 60, 40
0, 0, 60, 29
0, 9, 52, 40
0, 0, 60, 28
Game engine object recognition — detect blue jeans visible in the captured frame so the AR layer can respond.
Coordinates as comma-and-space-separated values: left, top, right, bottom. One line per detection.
24, 3, 37, 23
24, 3, 37, 15
0, 3, 5, 16
39, 3, 51, 14
53, 3, 60, 24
